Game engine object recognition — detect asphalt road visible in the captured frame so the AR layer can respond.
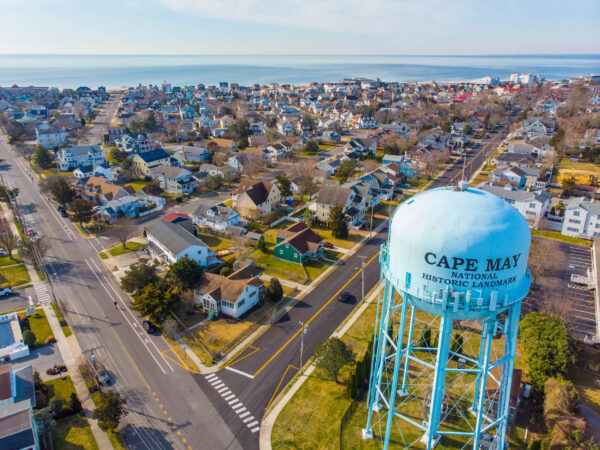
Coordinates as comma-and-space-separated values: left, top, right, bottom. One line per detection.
83, 94, 122, 145
1, 132, 243, 450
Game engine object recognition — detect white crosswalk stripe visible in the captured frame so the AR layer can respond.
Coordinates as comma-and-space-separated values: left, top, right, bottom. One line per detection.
251, 427, 260, 433
207, 373, 257, 431
33, 283, 51, 304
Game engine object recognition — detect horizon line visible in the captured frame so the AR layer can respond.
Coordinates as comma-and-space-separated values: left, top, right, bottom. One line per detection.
1, 53, 599, 57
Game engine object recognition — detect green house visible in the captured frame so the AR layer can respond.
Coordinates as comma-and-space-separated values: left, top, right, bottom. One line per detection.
274, 221, 324, 264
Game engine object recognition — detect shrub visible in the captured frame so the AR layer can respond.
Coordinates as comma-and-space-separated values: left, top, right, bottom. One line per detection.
22, 330, 36, 347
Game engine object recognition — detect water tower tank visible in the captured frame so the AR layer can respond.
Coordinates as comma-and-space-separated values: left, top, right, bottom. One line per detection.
386, 186, 531, 319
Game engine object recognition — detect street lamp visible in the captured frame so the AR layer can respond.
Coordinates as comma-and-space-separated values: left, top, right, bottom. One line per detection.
355, 255, 366, 304
299, 321, 308, 375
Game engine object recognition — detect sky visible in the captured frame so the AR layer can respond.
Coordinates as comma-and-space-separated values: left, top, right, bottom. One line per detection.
0, 0, 598, 55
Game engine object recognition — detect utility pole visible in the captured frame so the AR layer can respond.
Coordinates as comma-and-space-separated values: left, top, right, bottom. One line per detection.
299, 321, 308, 375
359, 255, 366, 304
82, 346, 102, 369
369, 206, 374, 237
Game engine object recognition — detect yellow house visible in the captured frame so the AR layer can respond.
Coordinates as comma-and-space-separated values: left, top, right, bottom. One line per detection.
234, 180, 280, 220
132, 148, 171, 176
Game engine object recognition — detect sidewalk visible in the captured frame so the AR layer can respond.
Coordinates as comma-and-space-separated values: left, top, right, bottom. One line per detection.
3, 206, 112, 448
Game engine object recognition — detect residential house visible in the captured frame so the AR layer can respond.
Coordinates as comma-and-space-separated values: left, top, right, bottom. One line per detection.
344, 138, 376, 155
379, 122, 410, 136
562, 197, 600, 239
198, 163, 236, 179
193, 265, 263, 319
490, 166, 526, 189
381, 154, 419, 178
265, 143, 292, 161
0, 364, 38, 450
57, 145, 106, 171
151, 165, 197, 194
233, 180, 281, 219
193, 203, 241, 232
117, 134, 152, 154
35, 123, 67, 149
274, 221, 324, 263
210, 138, 237, 152
132, 148, 171, 176
514, 118, 554, 138
147, 221, 217, 267
321, 130, 341, 142
82, 177, 136, 204
507, 141, 543, 157
479, 184, 551, 226
315, 185, 366, 227
277, 121, 294, 136
107, 126, 127, 145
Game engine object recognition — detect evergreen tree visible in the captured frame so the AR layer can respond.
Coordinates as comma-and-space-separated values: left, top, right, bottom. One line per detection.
34, 145, 53, 168
329, 205, 348, 239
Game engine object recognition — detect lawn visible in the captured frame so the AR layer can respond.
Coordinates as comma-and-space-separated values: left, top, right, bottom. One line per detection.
197, 233, 234, 251
28, 308, 53, 347
303, 252, 341, 282
54, 413, 99, 450
45, 375, 77, 400
98, 251, 108, 260
556, 158, 600, 184
250, 248, 307, 283
531, 228, 592, 247
0, 263, 31, 287
0, 254, 22, 267
311, 226, 362, 250
124, 180, 148, 192
107, 241, 145, 257
51, 301, 73, 337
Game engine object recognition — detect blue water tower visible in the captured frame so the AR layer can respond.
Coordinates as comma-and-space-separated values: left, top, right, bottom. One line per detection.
363, 183, 531, 449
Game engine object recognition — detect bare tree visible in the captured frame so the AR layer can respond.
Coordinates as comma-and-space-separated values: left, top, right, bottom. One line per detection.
180, 289, 197, 315
0, 228, 18, 260
541, 290, 575, 327
162, 317, 179, 338
113, 217, 135, 249
528, 238, 553, 283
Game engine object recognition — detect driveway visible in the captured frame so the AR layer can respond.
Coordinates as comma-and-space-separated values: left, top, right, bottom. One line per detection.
0, 286, 35, 314
10, 343, 65, 381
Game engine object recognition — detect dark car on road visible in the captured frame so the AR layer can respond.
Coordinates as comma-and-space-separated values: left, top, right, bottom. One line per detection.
142, 320, 156, 334
337, 291, 351, 302
57, 206, 68, 217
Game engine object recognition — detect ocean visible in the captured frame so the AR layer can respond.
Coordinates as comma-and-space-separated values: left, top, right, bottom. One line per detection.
0, 54, 598, 89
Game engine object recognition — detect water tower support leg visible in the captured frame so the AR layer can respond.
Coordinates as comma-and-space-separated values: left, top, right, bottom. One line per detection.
496, 302, 521, 448
399, 304, 416, 395
472, 316, 495, 449
382, 298, 409, 450
424, 310, 453, 449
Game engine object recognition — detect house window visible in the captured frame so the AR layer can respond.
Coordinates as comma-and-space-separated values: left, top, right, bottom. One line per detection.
294, 253, 298, 258
238, 299, 245, 307
279, 250, 283, 255
222, 300, 233, 308
250, 291, 257, 297
574, 211, 580, 217
569, 219, 581, 224
567, 227, 579, 232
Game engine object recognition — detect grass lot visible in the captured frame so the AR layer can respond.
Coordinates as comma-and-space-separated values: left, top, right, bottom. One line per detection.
0, 254, 21, 267
318, 144, 336, 150
249, 248, 307, 283
124, 180, 148, 192
531, 228, 592, 247
408, 177, 429, 190
98, 251, 108, 260
28, 308, 53, 347
46, 375, 77, 400
0, 263, 31, 287
107, 241, 145, 257
555, 158, 600, 184
51, 302, 73, 337
197, 233, 234, 251
54, 414, 99, 450
572, 345, 600, 416
310, 226, 362, 250
222, 198, 234, 207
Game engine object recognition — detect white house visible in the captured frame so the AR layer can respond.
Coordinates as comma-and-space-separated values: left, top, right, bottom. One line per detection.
36, 123, 67, 149
479, 184, 551, 226
146, 221, 217, 268
379, 122, 410, 135
193, 203, 241, 232
561, 197, 600, 239
57, 145, 106, 171
277, 121, 294, 136
193, 265, 263, 319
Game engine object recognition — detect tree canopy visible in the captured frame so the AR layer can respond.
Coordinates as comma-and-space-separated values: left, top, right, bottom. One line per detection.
267, 278, 283, 303
168, 257, 203, 290
313, 337, 355, 383
329, 205, 348, 239
40, 175, 75, 206
92, 390, 128, 431
336, 159, 356, 183
131, 283, 179, 324
519, 312, 576, 388
120, 259, 158, 295
276, 174, 292, 198
70, 199, 94, 226
34, 145, 53, 168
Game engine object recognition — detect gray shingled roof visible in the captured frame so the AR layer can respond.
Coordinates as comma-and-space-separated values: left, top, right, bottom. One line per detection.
147, 221, 206, 255
317, 186, 352, 206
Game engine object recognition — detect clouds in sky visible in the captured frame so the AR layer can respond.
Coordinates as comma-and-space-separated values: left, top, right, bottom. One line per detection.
0, 0, 597, 54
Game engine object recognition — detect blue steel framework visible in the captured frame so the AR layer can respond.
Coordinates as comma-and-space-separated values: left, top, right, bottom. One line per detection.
362, 244, 527, 449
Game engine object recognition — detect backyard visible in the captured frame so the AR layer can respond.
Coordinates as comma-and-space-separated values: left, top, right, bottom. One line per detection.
555, 158, 600, 184
0, 263, 31, 287
27, 308, 54, 347
107, 240, 145, 257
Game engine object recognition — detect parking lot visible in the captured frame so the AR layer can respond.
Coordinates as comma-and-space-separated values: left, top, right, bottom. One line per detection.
525, 239, 597, 340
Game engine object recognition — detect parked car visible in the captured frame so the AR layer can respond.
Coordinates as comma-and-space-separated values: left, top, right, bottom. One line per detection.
57, 206, 68, 217
337, 290, 351, 302
26, 227, 36, 237
0, 248, 7, 257
0, 287, 13, 297
323, 241, 334, 249
95, 363, 111, 386
142, 320, 156, 334
402, 183, 411, 189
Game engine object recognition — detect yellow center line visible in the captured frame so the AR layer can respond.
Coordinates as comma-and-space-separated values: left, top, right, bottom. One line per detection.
253, 251, 379, 377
